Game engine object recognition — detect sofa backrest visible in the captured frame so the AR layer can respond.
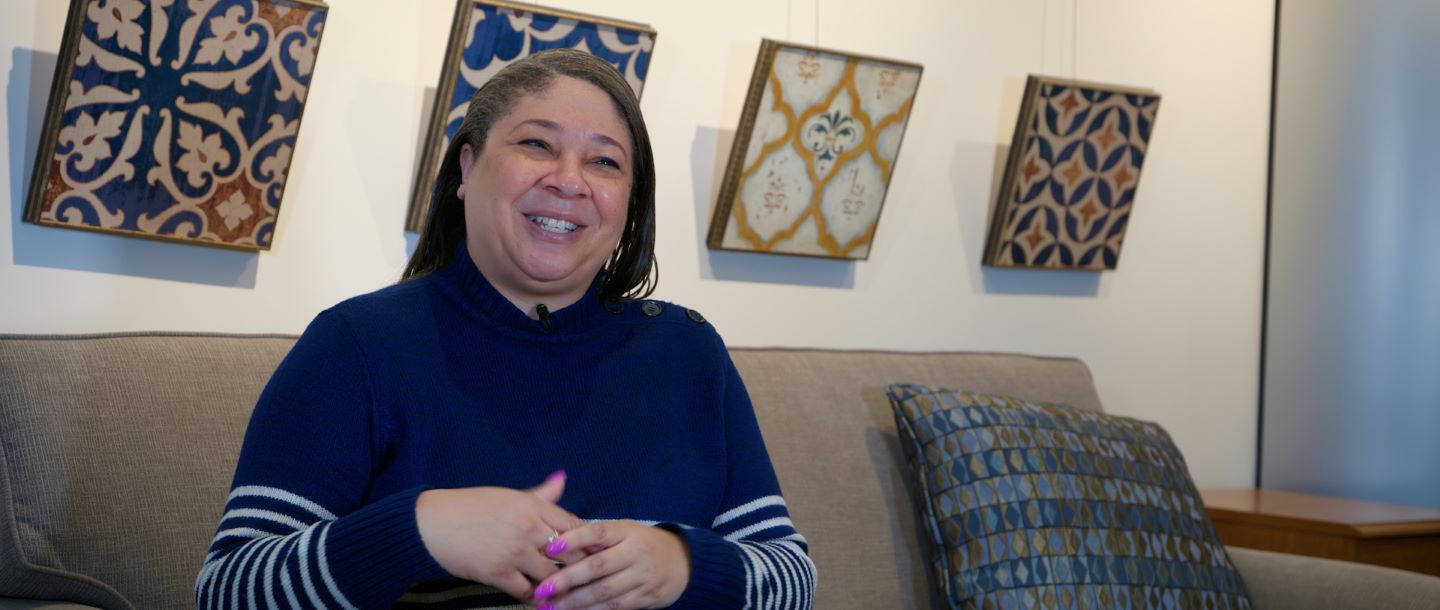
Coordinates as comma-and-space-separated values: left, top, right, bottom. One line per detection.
0, 333, 294, 610
0, 334, 1104, 610
728, 348, 1104, 610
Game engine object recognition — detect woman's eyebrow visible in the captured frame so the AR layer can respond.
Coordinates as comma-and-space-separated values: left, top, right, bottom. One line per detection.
591, 133, 627, 156
515, 118, 561, 132
515, 119, 627, 157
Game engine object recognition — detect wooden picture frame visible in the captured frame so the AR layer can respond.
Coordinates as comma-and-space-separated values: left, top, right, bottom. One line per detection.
406, 0, 657, 233
24, 0, 329, 251
706, 39, 922, 260
982, 75, 1161, 270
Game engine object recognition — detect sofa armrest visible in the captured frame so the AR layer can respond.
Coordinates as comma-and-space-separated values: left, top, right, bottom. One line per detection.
1227, 546, 1440, 610
0, 599, 102, 610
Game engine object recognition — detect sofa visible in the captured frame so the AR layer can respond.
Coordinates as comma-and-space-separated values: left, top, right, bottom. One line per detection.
2, 332, 1438, 609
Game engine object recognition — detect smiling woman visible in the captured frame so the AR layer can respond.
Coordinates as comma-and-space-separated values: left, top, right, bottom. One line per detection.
404, 49, 658, 310
196, 49, 815, 610
454, 76, 635, 315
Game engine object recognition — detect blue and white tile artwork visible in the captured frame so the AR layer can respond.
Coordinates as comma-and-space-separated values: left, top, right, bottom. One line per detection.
27, 0, 328, 250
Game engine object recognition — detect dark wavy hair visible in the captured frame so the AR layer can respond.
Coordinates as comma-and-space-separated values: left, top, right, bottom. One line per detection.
402, 49, 657, 301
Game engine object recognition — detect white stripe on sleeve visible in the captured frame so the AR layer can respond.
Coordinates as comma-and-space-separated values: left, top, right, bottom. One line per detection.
713, 495, 787, 529
724, 517, 796, 542
229, 485, 339, 520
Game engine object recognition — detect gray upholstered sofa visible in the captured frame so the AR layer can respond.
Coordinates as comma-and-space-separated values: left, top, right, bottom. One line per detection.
2, 333, 1438, 609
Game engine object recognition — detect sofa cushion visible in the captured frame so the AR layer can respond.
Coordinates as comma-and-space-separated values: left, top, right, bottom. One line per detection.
729, 348, 1105, 610
0, 333, 293, 609
886, 383, 1252, 609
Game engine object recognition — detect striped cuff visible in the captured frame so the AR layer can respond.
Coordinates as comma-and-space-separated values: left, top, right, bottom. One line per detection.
325, 487, 450, 606
659, 523, 745, 609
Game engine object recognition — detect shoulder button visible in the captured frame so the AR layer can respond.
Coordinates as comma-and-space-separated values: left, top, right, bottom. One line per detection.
603, 299, 625, 314
641, 301, 663, 317
686, 309, 707, 324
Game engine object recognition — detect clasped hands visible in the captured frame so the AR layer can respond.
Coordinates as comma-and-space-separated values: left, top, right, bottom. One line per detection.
416, 471, 690, 610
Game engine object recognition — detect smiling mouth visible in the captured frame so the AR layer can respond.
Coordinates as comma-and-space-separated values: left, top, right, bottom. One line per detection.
525, 214, 579, 234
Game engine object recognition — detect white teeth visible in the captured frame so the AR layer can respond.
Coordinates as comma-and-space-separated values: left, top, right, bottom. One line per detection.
525, 215, 578, 234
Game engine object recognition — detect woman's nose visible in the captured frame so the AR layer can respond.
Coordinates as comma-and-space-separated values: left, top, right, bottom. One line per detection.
544, 155, 588, 198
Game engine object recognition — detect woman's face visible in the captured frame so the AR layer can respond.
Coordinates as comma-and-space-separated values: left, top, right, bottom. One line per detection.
458, 76, 633, 312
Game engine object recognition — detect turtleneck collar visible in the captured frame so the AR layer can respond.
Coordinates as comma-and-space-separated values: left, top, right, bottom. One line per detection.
435, 242, 609, 336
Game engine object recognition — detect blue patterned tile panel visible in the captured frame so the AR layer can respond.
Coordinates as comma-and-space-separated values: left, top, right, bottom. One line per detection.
26, 0, 328, 250
983, 76, 1161, 270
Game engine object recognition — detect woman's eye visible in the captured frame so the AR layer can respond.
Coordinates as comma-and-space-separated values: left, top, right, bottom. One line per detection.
594, 157, 621, 170
520, 139, 549, 150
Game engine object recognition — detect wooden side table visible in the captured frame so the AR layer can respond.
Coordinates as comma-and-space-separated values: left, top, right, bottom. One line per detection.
1201, 488, 1440, 577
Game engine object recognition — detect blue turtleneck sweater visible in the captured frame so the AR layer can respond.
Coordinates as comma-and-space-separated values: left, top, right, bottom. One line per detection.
196, 249, 815, 609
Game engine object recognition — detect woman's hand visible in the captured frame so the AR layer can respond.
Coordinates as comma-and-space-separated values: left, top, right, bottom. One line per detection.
530, 520, 691, 610
416, 472, 581, 601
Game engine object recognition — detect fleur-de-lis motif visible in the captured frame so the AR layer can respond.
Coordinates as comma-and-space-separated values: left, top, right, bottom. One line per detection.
195, 5, 262, 66
803, 111, 860, 162
89, 0, 145, 54
58, 110, 126, 172
175, 121, 232, 189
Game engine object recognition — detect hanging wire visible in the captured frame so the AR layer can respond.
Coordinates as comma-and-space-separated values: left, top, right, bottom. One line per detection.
1041, 0, 1050, 75
1071, 0, 1078, 78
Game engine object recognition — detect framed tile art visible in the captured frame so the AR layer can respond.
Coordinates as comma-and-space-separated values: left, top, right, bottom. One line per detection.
24, 0, 329, 251
406, 0, 657, 232
706, 39, 922, 260
982, 75, 1161, 270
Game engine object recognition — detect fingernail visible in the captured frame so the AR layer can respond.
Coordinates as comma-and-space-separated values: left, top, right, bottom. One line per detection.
546, 537, 567, 556
538, 605, 556, 610
545, 470, 566, 485
534, 581, 556, 600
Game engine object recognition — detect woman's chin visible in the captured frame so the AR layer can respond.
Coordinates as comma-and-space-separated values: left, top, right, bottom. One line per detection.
517, 260, 590, 291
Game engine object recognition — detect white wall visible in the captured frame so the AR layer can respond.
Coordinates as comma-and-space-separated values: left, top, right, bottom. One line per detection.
0, 1, 1273, 488
1263, 0, 1440, 508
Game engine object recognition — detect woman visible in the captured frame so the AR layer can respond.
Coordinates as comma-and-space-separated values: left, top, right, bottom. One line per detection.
196, 49, 815, 610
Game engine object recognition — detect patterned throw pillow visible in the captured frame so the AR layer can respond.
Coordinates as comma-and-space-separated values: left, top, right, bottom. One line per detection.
886, 383, 1251, 610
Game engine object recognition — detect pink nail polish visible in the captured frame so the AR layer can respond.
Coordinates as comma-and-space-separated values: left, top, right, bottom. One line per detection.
545, 470, 566, 485
538, 604, 556, 610
546, 537, 567, 556
535, 582, 556, 600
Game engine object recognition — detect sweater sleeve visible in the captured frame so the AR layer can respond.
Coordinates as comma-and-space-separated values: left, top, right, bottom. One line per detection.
664, 347, 816, 610
195, 310, 449, 609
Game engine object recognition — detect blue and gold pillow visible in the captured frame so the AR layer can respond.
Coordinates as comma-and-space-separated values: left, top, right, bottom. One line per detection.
886, 383, 1251, 610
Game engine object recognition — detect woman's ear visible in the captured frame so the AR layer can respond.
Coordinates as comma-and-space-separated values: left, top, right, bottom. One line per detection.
457, 144, 475, 199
